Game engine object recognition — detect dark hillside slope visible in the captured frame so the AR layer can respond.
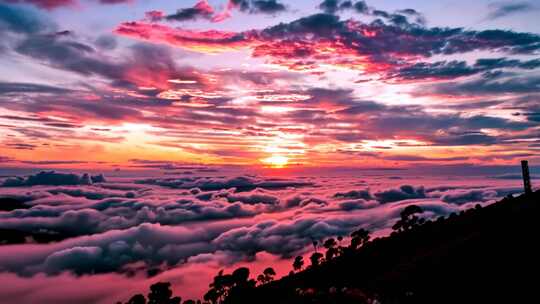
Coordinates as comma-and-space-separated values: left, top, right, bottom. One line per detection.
243, 191, 540, 304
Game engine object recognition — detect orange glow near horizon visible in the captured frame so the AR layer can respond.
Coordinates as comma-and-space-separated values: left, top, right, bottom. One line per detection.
261, 155, 289, 168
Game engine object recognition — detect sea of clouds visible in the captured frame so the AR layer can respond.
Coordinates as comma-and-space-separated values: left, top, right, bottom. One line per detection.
0, 169, 526, 303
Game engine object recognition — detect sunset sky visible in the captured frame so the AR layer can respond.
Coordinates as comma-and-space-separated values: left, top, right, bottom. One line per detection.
1, 0, 539, 170
0, 2, 539, 303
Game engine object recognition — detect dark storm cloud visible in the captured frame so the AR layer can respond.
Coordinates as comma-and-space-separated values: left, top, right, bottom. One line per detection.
352, 0, 369, 14
474, 58, 540, 70
327, 93, 534, 146
2, 171, 106, 187
13, 30, 124, 80
334, 189, 372, 200
222, 191, 280, 205
373, 185, 427, 203
0, 6, 206, 93
526, 112, 540, 122
0, 82, 71, 94
387, 61, 478, 81
317, 0, 416, 23
487, 2, 537, 19
116, 10, 540, 80
232, 0, 287, 14
338, 199, 377, 211
441, 189, 497, 205
14, 31, 129, 80
254, 13, 540, 74
94, 35, 117, 50
318, 0, 353, 14
430, 75, 540, 96
429, 132, 498, 146
165, 1, 213, 22
0, 3, 51, 34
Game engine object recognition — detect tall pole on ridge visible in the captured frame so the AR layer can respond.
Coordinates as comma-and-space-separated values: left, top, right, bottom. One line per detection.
521, 160, 532, 195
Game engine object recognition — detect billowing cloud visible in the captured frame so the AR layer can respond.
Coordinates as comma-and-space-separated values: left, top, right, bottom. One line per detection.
0, 2, 52, 34
487, 2, 538, 19
116, 12, 540, 76
114, 22, 256, 53
1, 1, 537, 165
0, 169, 521, 304
165, 0, 214, 22
0, 82, 72, 94
441, 189, 497, 205
136, 176, 313, 191
229, 0, 287, 14
147, 0, 287, 25
1, 0, 539, 301
2, 171, 106, 187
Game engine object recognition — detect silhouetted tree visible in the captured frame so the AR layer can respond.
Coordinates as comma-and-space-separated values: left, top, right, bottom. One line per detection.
148, 282, 181, 304
392, 205, 424, 232
127, 294, 146, 304
232, 267, 250, 284
350, 228, 371, 250
205, 267, 256, 304
183, 300, 196, 304
223, 267, 256, 304
310, 252, 324, 267
323, 238, 339, 260
257, 267, 276, 285
336, 235, 345, 254
293, 256, 304, 272
203, 288, 220, 304
204, 270, 230, 304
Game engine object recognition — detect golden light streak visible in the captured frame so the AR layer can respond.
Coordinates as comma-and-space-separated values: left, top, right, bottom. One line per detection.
261, 155, 289, 168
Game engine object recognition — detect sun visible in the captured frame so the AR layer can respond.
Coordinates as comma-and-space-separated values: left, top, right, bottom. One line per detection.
262, 155, 289, 168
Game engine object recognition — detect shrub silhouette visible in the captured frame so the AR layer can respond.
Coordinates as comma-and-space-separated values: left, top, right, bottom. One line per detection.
232, 267, 250, 283
118, 282, 181, 304
257, 267, 276, 285
309, 252, 324, 267
204, 270, 229, 304
323, 238, 339, 260
350, 228, 371, 250
392, 205, 424, 232
148, 282, 181, 304
292, 256, 304, 272
204, 267, 256, 304
126, 294, 146, 304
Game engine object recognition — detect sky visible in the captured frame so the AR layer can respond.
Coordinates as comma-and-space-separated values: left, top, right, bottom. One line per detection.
0, 0, 538, 170
0, 1, 539, 303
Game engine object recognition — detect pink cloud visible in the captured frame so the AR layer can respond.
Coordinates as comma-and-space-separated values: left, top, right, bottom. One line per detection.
114, 22, 258, 53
